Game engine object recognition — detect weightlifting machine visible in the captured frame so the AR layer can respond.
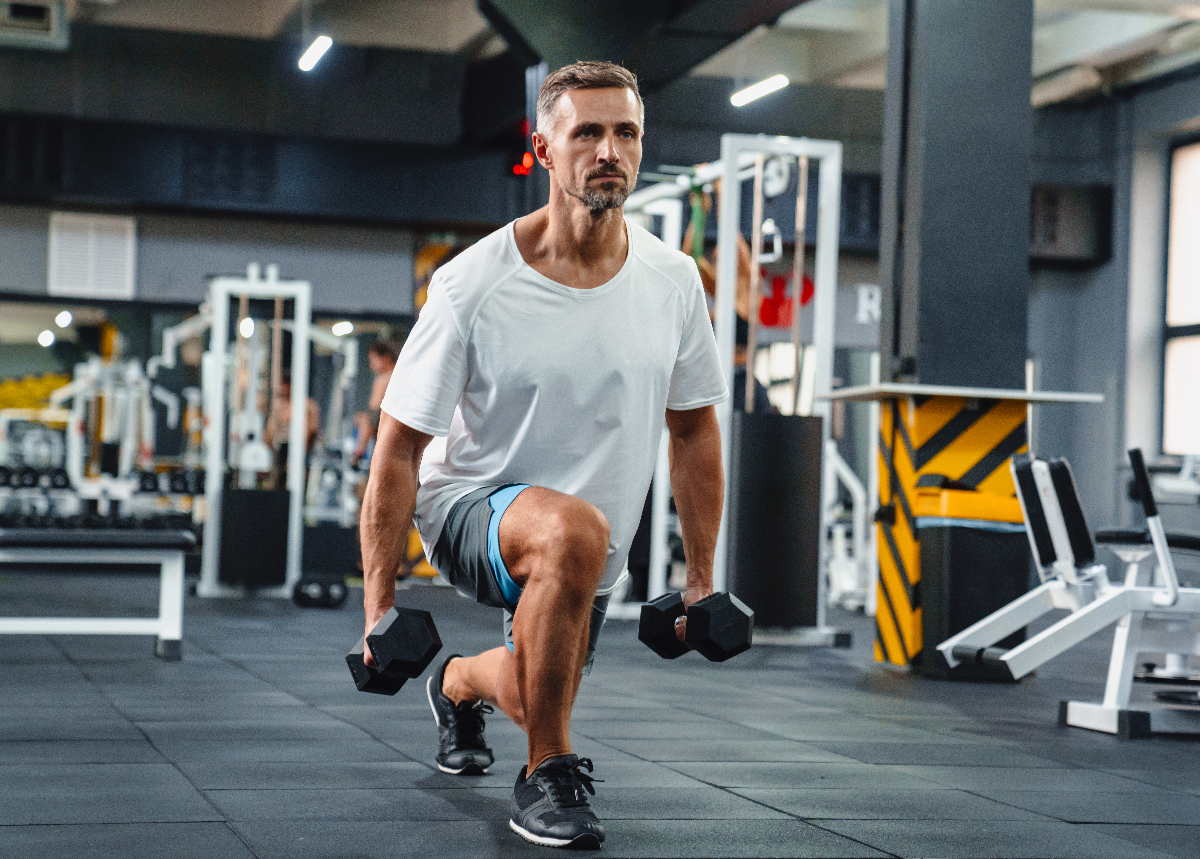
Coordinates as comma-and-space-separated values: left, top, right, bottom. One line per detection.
300, 322, 359, 530
938, 449, 1200, 738
50, 358, 180, 500
620, 134, 850, 642
196, 263, 312, 598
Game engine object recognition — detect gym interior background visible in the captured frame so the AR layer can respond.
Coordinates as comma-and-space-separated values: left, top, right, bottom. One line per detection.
2, 2, 1200, 858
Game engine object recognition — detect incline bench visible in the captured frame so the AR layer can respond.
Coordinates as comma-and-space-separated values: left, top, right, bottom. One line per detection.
939, 450, 1200, 737
0, 528, 196, 661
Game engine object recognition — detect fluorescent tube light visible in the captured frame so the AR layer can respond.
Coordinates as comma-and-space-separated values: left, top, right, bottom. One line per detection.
299, 35, 332, 72
731, 74, 788, 107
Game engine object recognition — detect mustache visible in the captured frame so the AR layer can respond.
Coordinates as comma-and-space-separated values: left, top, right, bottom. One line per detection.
587, 168, 627, 181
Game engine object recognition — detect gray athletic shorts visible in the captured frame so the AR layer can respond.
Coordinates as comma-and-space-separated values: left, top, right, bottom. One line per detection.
430, 484, 610, 674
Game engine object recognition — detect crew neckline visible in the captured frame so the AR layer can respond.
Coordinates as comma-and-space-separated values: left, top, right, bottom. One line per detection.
506, 218, 633, 298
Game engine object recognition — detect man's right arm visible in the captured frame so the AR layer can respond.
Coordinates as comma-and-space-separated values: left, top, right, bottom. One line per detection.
360, 413, 432, 662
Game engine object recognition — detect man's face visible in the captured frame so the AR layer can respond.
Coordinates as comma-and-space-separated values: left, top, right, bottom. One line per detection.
538, 87, 642, 214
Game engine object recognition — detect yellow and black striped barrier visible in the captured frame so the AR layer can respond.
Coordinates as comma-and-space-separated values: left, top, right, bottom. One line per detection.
875, 394, 1027, 668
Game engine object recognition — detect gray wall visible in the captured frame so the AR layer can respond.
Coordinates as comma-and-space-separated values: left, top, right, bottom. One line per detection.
1028, 76, 1200, 535
0, 203, 414, 314
0, 204, 51, 296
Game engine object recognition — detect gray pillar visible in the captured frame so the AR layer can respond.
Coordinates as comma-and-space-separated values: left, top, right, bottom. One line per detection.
525, 62, 551, 214
878, 0, 1032, 389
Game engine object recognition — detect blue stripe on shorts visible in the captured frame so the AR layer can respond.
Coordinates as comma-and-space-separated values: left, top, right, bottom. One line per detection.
487, 484, 528, 617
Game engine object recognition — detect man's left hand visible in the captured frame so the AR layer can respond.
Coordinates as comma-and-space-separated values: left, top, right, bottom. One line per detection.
674, 583, 714, 644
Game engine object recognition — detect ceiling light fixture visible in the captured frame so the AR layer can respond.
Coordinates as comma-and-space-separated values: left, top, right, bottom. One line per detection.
38, 329, 55, 347
731, 74, 789, 107
331, 321, 354, 336
239, 317, 255, 339
55, 310, 72, 328
299, 35, 332, 71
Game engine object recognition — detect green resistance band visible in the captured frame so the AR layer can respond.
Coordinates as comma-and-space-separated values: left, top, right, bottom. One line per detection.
689, 189, 707, 262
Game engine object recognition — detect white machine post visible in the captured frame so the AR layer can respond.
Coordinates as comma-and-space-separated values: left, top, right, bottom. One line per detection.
714, 134, 842, 626
644, 197, 684, 603
198, 263, 313, 598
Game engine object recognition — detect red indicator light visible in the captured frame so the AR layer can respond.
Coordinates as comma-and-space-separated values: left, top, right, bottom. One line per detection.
522, 152, 534, 168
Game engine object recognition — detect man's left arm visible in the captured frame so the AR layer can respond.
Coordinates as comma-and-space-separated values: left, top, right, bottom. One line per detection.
664, 405, 724, 641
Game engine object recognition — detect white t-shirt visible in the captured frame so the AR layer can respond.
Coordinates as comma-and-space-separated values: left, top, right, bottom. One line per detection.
380, 217, 728, 592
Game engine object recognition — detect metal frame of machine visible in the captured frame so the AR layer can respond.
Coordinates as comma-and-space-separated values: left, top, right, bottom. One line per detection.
938, 450, 1200, 737
198, 264, 312, 598
620, 134, 844, 638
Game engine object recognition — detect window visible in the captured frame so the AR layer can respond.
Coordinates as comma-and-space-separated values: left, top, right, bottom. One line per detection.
1163, 142, 1200, 455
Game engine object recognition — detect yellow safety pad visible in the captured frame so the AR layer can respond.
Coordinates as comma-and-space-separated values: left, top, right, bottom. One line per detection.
913, 488, 1023, 523
407, 527, 438, 578
874, 400, 922, 667
873, 394, 1029, 669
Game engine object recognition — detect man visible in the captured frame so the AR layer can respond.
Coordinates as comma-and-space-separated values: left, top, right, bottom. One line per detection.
263, 373, 321, 489
352, 339, 400, 467
360, 61, 727, 850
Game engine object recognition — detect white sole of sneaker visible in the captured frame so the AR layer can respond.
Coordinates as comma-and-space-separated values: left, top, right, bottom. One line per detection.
509, 819, 602, 849
436, 761, 487, 775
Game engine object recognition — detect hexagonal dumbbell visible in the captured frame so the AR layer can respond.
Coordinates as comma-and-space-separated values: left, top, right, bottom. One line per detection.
345, 606, 442, 696
638, 592, 690, 659
639, 591, 754, 663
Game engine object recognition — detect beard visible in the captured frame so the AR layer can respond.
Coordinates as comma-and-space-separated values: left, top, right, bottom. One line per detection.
573, 169, 632, 213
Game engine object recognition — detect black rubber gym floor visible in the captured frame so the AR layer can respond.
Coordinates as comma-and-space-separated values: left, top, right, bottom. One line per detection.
2, 570, 1199, 859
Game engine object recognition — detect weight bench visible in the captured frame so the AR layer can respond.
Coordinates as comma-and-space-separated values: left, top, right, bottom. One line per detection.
938, 449, 1200, 738
0, 528, 195, 661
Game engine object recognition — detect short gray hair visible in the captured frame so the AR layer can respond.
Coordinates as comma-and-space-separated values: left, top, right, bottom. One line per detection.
535, 61, 644, 142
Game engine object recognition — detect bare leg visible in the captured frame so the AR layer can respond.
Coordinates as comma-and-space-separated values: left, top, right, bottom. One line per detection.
440, 487, 608, 773
444, 646, 526, 730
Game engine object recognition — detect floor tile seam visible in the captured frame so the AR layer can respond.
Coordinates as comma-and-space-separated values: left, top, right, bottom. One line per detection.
1090, 768, 1200, 795
650, 760, 922, 841
222, 819, 266, 859
585, 678, 808, 713
614, 698, 856, 742
646, 694, 996, 734
208, 651, 432, 766
304, 701, 436, 768
790, 818, 904, 858
950, 788, 1069, 823
1085, 826, 1200, 859
57, 637, 258, 824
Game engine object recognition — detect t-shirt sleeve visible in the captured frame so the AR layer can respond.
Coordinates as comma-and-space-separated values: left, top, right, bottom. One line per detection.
666, 270, 729, 411
379, 279, 467, 436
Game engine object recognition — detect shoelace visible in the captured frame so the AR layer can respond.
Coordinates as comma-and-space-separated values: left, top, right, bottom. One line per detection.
541, 757, 603, 809
450, 701, 493, 746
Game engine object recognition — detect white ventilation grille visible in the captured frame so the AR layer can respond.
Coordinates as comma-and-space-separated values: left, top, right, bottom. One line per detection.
48, 212, 137, 300
0, 1, 69, 51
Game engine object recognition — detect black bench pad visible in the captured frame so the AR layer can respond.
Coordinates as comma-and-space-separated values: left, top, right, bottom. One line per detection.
0, 528, 196, 551
1095, 529, 1200, 552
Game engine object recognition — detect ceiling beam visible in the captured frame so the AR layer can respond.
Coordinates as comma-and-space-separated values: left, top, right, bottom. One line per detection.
477, 0, 807, 93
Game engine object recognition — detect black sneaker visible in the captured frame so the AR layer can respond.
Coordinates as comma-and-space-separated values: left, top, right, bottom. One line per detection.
509, 754, 605, 849
426, 654, 495, 775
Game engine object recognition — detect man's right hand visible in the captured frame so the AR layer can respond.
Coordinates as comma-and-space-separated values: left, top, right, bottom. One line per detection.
359, 415, 431, 671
